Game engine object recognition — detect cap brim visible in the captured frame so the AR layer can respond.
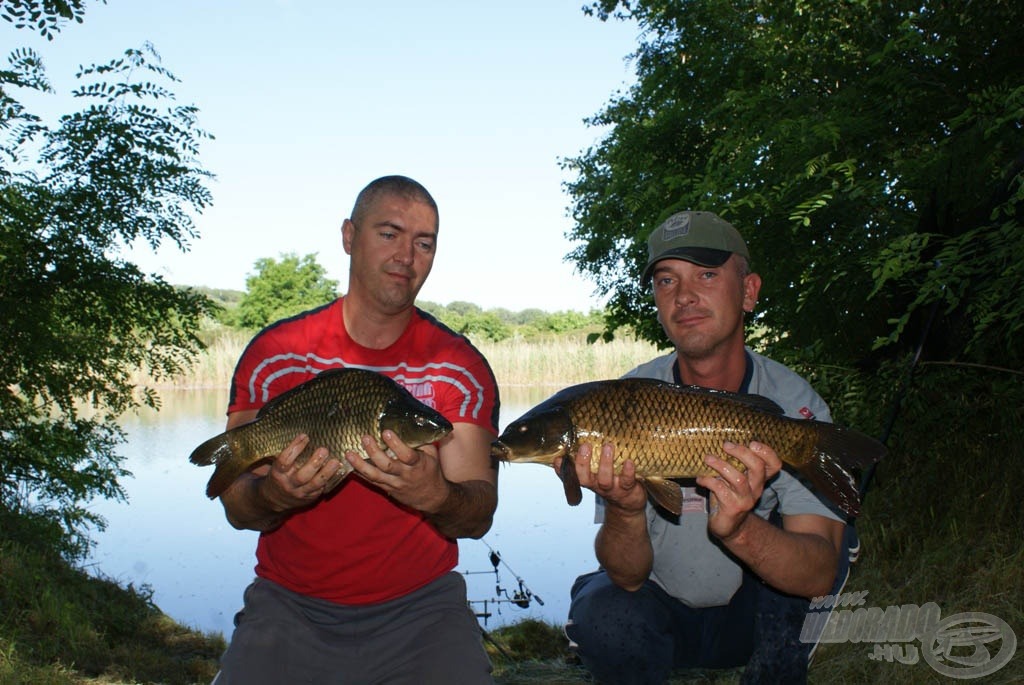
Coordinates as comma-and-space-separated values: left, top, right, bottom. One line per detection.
642, 247, 733, 282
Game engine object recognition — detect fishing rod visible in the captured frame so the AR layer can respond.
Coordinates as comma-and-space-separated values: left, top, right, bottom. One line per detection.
859, 267, 944, 503
462, 538, 543, 626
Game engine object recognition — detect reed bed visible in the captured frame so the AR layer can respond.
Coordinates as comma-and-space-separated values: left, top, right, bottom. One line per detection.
144, 330, 662, 390
477, 336, 661, 387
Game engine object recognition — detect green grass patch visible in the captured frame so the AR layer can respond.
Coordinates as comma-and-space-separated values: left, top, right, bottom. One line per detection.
0, 528, 224, 685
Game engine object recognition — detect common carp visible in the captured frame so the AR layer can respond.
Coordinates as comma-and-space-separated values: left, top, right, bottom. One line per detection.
190, 368, 453, 498
490, 378, 885, 517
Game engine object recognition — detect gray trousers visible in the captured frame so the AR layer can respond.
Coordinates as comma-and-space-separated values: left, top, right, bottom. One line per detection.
213, 572, 493, 685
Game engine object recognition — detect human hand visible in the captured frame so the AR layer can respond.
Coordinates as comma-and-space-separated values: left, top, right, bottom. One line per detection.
259, 433, 343, 512
555, 442, 648, 515
345, 430, 448, 513
697, 440, 781, 540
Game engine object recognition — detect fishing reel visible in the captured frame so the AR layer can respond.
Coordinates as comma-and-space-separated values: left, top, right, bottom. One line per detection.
463, 541, 542, 626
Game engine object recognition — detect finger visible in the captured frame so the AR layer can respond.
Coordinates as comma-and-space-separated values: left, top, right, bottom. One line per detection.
295, 447, 331, 484
345, 447, 381, 479
703, 453, 750, 491
617, 458, 637, 489
722, 441, 767, 488
275, 434, 309, 471
748, 441, 782, 477
574, 443, 595, 486
315, 455, 343, 483
576, 442, 592, 470
595, 443, 617, 489
360, 434, 397, 471
380, 429, 419, 465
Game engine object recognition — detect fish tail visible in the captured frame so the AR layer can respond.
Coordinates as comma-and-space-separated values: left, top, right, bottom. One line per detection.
189, 433, 232, 466
189, 432, 249, 499
795, 423, 887, 518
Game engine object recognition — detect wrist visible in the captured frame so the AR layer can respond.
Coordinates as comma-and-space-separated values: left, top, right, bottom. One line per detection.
426, 479, 455, 517
717, 512, 753, 545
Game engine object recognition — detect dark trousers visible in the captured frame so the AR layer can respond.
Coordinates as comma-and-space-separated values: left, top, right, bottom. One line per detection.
565, 527, 855, 685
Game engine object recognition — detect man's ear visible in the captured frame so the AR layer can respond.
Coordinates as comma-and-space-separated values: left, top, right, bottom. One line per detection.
743, 272, 761, 313
341, 219, 355, 255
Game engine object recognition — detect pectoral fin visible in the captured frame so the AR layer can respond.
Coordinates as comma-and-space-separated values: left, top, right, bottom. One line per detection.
642, 477, 683, 516
559, 455, 583, 506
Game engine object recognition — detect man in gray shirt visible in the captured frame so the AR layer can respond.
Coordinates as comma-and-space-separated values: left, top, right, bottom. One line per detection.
562, 211, 848, 684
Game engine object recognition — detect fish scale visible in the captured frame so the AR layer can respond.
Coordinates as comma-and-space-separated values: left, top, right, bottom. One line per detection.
189, 368, 453, 498
572, 382, 818, 475
492, 378, 885, 517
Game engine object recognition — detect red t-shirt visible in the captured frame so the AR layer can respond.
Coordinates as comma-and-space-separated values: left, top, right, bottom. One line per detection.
227, 298, 500, 605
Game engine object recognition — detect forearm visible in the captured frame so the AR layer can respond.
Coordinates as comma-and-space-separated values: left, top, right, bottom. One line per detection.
220, 473, 290, 532
595, 506, 653, 591
425, 479, 497, 539
720, 515, 838, 598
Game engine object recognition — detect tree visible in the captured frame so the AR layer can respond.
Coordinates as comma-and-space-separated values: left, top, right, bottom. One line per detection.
1, 1, 215, 559
234, 253, 338, 329
568, 0, 1023, 374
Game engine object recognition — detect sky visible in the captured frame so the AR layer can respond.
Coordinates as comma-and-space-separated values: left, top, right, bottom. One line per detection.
4, 1, 641, 312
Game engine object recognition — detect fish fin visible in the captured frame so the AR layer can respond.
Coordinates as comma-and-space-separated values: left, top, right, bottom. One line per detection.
793, 453, 862, 518
668, 381, 786, 415
817, 423, 887, 470
254, 368, 351, 418
797, 424, 887, 518
642, 477, 683, 516
559, 455, 583, 507
189, 433, 232, 466
205, 455, 274, 499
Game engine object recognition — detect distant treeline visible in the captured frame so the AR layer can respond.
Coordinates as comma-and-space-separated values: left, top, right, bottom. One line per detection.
191, 286, 607, 343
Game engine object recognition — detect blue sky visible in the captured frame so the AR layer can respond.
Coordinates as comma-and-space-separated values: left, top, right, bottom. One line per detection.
5, 1, 641, 312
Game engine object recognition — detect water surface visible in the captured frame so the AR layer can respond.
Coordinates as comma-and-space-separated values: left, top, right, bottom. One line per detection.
86, 387, 599, 638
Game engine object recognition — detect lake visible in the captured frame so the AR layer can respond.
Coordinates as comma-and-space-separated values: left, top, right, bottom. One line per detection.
85, 387, 600, 639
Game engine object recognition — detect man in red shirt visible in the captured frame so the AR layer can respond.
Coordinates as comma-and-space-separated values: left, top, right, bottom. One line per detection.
213, 176, 500, 684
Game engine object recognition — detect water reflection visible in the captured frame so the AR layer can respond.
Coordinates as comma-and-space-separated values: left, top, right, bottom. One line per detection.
87, 386, 598, 638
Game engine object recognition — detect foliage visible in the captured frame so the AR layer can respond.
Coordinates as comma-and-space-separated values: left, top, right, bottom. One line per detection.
231, 252, 339, 329
569, 0, 1024, 374
418, 299, 605, 343
0, 0, 97, 41
0, 5, 215, 559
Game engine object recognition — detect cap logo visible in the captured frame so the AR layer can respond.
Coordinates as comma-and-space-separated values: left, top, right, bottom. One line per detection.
660, 213, 691, 241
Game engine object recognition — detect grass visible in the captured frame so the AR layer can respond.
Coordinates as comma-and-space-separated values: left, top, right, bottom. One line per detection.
0, 532, 224, 685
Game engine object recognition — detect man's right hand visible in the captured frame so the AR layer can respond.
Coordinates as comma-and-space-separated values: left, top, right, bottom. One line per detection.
219, 433, 342, 531
259, 433, 342, 512
555, 442, 648, 514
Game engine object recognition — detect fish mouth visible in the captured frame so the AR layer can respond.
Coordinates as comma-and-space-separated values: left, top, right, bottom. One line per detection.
490, 441, 511, 460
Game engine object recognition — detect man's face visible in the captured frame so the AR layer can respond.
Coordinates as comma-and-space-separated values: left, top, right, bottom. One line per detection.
650, 256, 760, 360
342, 194, 438, 314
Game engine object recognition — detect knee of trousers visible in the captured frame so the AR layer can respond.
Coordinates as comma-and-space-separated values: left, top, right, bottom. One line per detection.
568, 574, 668, 655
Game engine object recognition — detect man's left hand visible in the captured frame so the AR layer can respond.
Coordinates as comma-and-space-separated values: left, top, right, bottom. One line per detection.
345, 430, 449, 513
696, 440, 781, 540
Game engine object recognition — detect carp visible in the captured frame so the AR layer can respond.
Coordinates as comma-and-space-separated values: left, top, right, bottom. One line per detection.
190, 367, 453, 498
490, 378, 885, 517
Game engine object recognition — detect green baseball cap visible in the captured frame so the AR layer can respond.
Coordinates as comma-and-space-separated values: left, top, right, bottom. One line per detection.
641, 211, 750, 283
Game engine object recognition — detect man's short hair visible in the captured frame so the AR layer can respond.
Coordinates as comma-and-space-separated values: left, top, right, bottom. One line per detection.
350, 175, 438, 228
